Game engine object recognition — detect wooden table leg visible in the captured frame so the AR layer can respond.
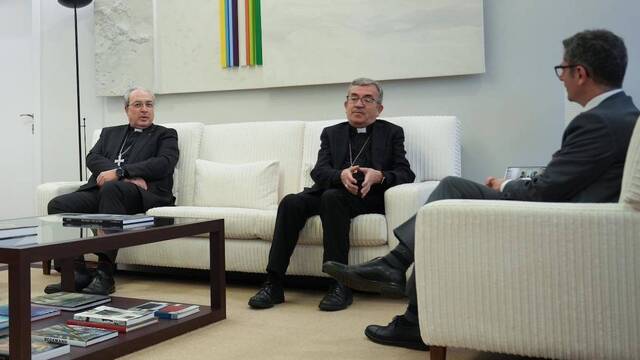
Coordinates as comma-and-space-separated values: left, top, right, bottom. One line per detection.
42, 259, 52, 274
9, 258, 32, 359
209, 225, 226, 319
430, 346, 447, 360
59, 257, 75, 292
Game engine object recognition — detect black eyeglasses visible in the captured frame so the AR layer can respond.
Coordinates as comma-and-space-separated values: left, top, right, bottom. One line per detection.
554, 64, 589, 78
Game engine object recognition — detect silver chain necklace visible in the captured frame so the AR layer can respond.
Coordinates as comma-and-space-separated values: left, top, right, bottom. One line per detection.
349, 136, 371, 167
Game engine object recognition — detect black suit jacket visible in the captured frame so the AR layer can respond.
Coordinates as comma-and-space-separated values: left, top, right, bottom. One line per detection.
78, 124, 179, 210
305, 119, 415, 195
504, 92, 639, 202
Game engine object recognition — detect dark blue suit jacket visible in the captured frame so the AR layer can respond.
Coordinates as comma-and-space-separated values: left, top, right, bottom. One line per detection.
504, 92, 639, 202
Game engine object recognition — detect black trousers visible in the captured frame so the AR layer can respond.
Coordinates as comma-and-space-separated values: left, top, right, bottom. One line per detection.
394, 176, 506, 309
48, 181, 145, 263
266, 188, 385, 277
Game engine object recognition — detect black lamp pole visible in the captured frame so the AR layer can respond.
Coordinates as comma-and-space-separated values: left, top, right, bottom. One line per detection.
58, 0, 93, 181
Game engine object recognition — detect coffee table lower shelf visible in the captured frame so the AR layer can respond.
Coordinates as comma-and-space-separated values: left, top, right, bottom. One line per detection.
33, 296, 223, 360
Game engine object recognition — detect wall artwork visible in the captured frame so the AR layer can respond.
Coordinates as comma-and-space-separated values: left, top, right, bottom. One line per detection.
219, 0, 263, 68
95, 0, 485, 95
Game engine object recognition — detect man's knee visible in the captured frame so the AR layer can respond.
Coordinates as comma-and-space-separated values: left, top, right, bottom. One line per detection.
99, 181, 134, 200
278, 193, 307, 213
47, 197, 66, 214
320, 188, 345, 204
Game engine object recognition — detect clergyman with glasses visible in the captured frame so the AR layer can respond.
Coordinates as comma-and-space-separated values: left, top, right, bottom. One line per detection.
323, 29, 638, 352
45, 86, 179, 295
249, 77, 415, 311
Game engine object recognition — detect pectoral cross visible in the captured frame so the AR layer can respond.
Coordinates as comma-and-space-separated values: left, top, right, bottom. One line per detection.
114, 155, 125, 166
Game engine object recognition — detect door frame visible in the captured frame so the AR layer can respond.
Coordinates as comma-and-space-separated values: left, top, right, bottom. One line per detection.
31, 0, 42, 192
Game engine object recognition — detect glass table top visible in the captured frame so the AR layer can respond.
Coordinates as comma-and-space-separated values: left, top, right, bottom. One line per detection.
0, 214, 187, 250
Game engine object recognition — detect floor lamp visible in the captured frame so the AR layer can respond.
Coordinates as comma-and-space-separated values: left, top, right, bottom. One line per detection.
58, 0, 93, 181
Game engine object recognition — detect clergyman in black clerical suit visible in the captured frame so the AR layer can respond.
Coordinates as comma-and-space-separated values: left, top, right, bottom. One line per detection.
249, 78, 415, 311
323, 29, 639, 351
46, 87, 179, 295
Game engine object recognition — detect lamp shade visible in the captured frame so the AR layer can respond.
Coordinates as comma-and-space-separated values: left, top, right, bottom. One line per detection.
58, 0, 93, 8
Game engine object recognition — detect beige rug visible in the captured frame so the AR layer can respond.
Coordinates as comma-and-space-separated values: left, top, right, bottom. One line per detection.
1, 269, 530, 360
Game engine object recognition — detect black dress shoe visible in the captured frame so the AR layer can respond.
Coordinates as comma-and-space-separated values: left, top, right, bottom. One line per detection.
248, 282, 285, 309
318, 282, 353, 311
322, 257, 406, 297
365, 315, 429, 351
82, 269, 115, 295
44, 269, 94, 294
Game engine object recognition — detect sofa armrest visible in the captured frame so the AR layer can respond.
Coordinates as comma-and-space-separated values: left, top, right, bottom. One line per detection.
383, 181, 439, 249
35, 181, 85, 216
414, 200, 640, 359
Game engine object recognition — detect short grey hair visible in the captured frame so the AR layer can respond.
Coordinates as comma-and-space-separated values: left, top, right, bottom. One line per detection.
124, 87, 155, 108
347, 78, 384, 104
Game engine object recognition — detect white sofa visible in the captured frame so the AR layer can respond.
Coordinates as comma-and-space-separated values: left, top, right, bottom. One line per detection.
414, 116, 640, 359
37, 116, 461, 277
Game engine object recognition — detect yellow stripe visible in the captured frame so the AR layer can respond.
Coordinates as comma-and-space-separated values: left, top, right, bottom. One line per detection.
219, 0, 227, 68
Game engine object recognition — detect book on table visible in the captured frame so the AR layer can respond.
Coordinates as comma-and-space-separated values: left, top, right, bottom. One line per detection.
31, 292, 111, 311
0, 304, 61, 322
62, 213, 154, 227
0, 334, 70, 360
73, 306, 155, 326
32, 324, 118, 347
128, 301, 169, 312
0, 317, 7, 332
0, 225, 38, 239
66, 318, 158, 333
155, 304, 200, 320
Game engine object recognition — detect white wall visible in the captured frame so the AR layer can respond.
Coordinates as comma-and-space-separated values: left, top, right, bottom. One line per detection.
40, 0, 640, 184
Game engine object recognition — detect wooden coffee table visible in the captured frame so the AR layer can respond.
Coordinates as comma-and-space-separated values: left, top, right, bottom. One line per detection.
0, 215, 225, 359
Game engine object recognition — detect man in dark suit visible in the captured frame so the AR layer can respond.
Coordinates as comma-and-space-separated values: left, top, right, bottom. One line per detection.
324, 29, 639, 351
45, 87, 179, 295
249, 78, 415, 311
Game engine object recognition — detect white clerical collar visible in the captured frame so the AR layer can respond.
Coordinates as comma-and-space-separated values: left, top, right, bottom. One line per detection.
356, 127, 367, 134
583, 89, 623, 112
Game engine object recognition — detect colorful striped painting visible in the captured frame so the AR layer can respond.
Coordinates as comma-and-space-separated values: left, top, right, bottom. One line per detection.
220, 0, 262, 68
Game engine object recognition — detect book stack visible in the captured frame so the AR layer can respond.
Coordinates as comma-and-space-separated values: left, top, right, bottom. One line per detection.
0, 225, 37, 239
32, 324, 118, 347
31, 292, 111, 311
68, 306, 158, 333
0, 304, 61, 322
0, 334, 70, 360
129, 301, 200, 319
155, 303, 200, 319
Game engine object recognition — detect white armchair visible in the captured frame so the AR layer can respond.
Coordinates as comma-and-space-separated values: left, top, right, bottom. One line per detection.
414, 116, 640, 360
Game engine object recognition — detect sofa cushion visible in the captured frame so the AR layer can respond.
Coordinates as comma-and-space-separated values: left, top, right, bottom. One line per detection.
194, 159, 279, 210
200, 121, 305, 201
297, 214, 388, 246
147, 206, 276, 240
